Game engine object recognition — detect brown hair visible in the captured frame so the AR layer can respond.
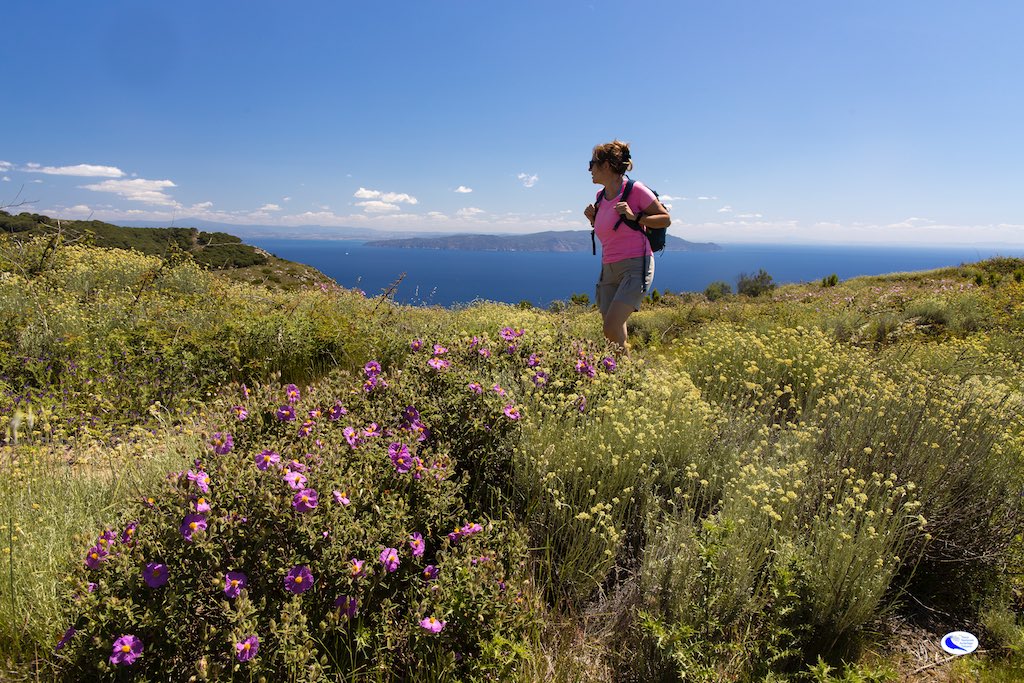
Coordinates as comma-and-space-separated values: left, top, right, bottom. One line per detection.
592, 140, 633, 175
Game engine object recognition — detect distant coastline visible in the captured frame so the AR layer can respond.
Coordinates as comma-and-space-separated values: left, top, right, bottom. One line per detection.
362, 229, 720, 253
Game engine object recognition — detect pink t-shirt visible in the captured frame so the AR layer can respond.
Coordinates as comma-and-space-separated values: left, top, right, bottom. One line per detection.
593, 179, 657, 264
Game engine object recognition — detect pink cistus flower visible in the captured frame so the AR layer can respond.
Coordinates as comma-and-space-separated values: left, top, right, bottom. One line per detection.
235, 635, 259, 662
180, 513, 207, 542
432, 344, 448, 355
389, 442, 413, 473
241, 384, 251, 400
380, 547, 400, 573
255, 449, 280, 471
187, 469, 211, 494
575, 358, 596, 377
409, 532, 425, 557
427, 357, 450, 371
343, 426, 361, 448
532, 371, 549, 387
503, 404, 521, 421
54, 626, 76, 653
499, 326, 517, 341
601, 356, 617, 372
349, 558, 366, 579
283, 470, 307, 490
285, 384, 301, 404
297, 420, 316, 438
419, 616, 446, 633
491, 383, 506, 397
527, 353, 541, 367
478, 347, 491, 358
292, 488, 319, 513
84, 544, 107, 570
193, 496, 211, 513
363, 422, 382, 438
276, 405, 297, 422
233, 405, 249, 421
410, 338, 424, 351
308, 407, 322, 420
467, 382, 483, 394
224, 571, 248, 598
210, 432, 233, 455
333, 490, 351, 506
142, 562, 169, 588
335, 595, 358, 618
284, 565, 314, 594
109, 634, 143, 666
422, 565, 439, 581
448, 522, 483, 545
119, 521, 138, 545
363, 375, 387, 392
329, 402, 347, 421
364, 360, 382, 377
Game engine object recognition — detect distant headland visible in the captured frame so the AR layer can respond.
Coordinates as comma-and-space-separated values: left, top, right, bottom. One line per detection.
363, 230, 720, 252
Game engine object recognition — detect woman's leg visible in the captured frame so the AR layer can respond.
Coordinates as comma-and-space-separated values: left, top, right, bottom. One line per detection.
602, 300, 635, 352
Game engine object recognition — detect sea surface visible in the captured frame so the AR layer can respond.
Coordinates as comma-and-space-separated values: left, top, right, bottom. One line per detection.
248, 238, 1024, 308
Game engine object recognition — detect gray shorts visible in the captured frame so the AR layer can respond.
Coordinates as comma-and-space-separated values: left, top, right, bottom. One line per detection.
596, 256, 654, 315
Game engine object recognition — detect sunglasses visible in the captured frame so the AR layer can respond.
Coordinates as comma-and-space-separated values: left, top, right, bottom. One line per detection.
588, 159, 603, 171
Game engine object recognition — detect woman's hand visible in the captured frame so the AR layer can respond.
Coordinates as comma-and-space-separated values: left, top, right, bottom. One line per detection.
614, 201, 638, 222
584, 203, 596, 226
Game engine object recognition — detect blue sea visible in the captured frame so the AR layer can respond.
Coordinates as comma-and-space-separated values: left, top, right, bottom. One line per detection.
247, 238, 1024, 308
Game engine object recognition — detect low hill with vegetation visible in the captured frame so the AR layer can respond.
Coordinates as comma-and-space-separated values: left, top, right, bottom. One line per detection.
1, 229, 1023, 681
0, 210, 334, 290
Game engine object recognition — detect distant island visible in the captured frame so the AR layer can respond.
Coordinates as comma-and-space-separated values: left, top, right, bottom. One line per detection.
363, 230, 721, 252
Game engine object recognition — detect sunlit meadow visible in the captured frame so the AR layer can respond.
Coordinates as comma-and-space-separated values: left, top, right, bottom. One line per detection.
2, 233, 1023, 681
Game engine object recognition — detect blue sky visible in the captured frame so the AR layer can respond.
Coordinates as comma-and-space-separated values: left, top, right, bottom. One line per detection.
3, 1, 1023, 245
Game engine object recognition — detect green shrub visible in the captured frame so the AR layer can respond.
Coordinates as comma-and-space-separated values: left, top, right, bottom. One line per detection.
55, 367, 538, 681
737, 269, 775, 297
704, 280, 732, 301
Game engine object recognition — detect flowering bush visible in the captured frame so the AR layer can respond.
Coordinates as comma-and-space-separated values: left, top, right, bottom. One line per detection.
54, 365, 538, 680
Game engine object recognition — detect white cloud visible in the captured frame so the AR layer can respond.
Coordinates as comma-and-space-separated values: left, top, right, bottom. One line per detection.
80, 178, 179, 206
717, 205, 733, 213
737, 213, 763, 219
426, 211, 447, 219
258, 203, 282, 212
25, 163, 125, 178
2, 176, 9, 182
353, 187, 418, 205
357, 200, 401, 213
282, 196, 292, 202
659, 194, 684, 201
0, 161, 12, 171
455, 185, 473, 193
887, 216, 935, 229
456, 207, 485, 219
31, 179, 43, 183
190, 201, 214, 211
517, 173, 538, 188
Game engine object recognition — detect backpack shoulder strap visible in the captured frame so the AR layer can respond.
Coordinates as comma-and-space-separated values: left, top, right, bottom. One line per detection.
591, 189, 603, 255
614, 178, 639, 231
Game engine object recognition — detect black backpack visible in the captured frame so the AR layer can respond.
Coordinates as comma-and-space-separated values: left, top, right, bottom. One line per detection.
589, 177, 668, 256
